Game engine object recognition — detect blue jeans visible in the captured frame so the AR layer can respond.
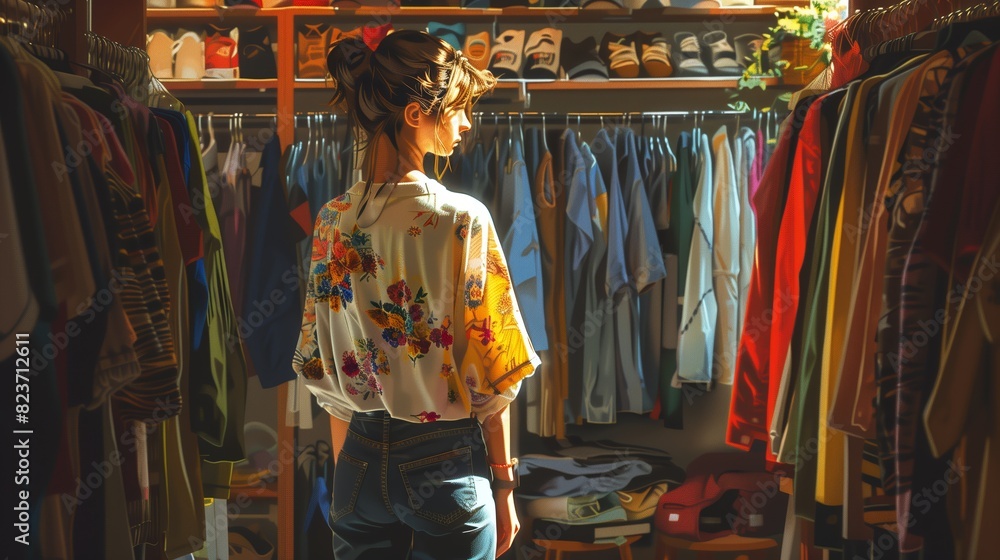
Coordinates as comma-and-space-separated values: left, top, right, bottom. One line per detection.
330, 411, 497, 560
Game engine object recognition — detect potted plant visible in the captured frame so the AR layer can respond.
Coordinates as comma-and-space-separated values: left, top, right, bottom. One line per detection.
730, 0, 846, 110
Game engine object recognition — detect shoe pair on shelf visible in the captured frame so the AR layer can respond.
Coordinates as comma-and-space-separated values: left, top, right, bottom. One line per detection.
147, 28, 232, 80
599, 32, 672, 79
489, 28, 565, 80
147, 25, 277, 80
298, 23, 400, 79
672, 31, 742, 77
425, 23, 491, 71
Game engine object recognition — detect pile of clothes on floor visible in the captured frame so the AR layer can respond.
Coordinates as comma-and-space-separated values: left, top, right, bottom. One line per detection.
516, 438, 685, 546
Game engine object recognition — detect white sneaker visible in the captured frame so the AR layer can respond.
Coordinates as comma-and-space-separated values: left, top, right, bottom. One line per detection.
146, 30, 174, 79
172, 30, 205, 80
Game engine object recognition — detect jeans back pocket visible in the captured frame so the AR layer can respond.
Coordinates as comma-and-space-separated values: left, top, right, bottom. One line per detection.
330, 451, 368, 525
398, 446, 479, 530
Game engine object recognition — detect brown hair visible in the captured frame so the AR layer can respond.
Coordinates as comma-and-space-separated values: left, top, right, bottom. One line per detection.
327, 29, 497, 188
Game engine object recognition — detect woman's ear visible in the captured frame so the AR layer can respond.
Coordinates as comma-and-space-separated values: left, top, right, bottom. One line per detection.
402, 101, 423, 129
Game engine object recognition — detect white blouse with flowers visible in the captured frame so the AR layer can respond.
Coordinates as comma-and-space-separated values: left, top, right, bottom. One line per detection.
293, 179, 540, 423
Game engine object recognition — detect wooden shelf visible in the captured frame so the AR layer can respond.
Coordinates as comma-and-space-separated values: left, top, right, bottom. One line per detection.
294, 79, 331, 89
294, 78, 520, 89
147, 5, 779, 21
147, 7, 278, 20
295, 77, 776, 91
232, 485, 278, 500
161, 78, 278, 90
524, 77, 774, 90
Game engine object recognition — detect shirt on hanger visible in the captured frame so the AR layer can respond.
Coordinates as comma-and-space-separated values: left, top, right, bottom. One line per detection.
677, 131, 717, 384
710, 125, 740, 386
727, 97, 815, 454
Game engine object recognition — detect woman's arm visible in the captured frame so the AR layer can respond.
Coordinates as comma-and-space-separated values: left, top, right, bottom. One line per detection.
482, 405, 519, 558
330, 415, 350, 466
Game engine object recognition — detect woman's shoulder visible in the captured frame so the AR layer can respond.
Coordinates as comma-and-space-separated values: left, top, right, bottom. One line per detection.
432, 180, 493, 222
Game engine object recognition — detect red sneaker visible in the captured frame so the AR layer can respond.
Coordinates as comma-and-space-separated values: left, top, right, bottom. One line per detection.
205, 34, 239, 79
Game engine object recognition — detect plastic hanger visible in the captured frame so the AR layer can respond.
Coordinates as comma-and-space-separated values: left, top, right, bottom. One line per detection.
507, 114, 513, 154
518, 112, 525, 150
541, 113, 548, 153
208, 112, 216, 151
317, 114, 326, 164
286, 115, 301, 190
196, 114, 204, 150
303, 114, 315, 168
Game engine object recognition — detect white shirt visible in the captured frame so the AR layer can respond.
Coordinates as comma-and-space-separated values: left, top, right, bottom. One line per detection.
677, 132, 718, 383
711, 125, 741, 385
293, 179, 540, 422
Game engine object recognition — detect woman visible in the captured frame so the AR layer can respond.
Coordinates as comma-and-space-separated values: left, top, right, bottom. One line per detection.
292, 28, 541, 559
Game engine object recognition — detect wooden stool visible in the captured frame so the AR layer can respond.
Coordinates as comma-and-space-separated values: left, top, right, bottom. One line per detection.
532, 535, 641, 560
654, 533, 779, 560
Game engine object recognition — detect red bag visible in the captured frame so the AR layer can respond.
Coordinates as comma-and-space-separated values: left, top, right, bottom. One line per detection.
655, 454, 788, 541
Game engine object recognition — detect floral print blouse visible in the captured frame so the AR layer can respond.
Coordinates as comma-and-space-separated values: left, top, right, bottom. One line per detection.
293, 180, 540, 422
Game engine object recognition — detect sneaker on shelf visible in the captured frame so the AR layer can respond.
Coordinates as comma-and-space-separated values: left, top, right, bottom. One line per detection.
561, 36, 609, 81
600, 33, 640, 79
672, 31, 709, 77
205, 28, 240, 79
240, 25, 277, 79
523, 28, 562, 80
463, 31, 491, 71
172, 30, 205, 80
700, 30, 742, 76
489, 29, 525, 80
581, 0, 625, 8
632, 31, 673, 78
228, 526, 275, 560
297, 23, 331, 79
146, 29, 174, 79
668, 0, 719, 6
427, 21, 466, 51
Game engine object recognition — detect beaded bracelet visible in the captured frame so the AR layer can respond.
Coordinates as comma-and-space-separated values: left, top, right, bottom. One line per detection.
489, 458, 518, 470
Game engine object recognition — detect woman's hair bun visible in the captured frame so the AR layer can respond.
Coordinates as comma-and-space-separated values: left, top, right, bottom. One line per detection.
326, 28, 378, 114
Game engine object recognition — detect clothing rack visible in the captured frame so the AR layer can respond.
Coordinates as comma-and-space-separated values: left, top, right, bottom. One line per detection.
1, 0, 68, 63
0, 0, 65, 40
197, 110, 756, 118
829, 0, 998, 56
86, 30, 150, 92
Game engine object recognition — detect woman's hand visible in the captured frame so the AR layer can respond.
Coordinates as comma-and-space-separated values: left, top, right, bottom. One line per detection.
494, 487, 519, 558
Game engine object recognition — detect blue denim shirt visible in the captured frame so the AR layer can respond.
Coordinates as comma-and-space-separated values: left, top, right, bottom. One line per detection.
499, 127, 549, 351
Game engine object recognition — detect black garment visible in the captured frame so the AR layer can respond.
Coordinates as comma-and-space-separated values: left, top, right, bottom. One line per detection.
240, 25, 278, 79
241, 136, 299, 388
